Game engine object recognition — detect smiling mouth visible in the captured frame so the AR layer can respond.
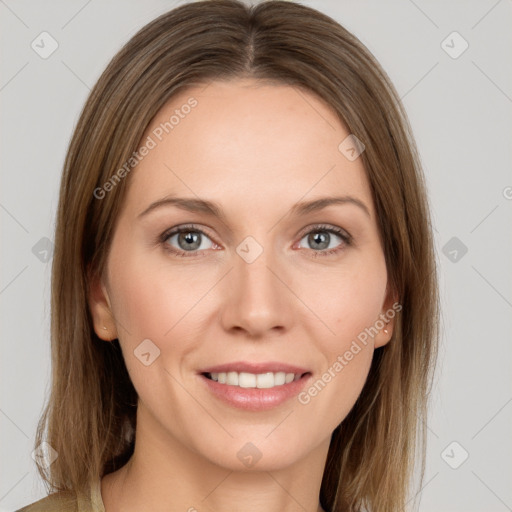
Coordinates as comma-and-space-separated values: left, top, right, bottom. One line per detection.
202, 371, 310, 389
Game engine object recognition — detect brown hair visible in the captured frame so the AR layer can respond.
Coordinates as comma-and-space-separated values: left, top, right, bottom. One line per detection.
34, 1, 439, 511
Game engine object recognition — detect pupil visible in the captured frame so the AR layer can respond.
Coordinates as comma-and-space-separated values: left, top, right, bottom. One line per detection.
310, 231, 329, 250
179, 231, 200, 250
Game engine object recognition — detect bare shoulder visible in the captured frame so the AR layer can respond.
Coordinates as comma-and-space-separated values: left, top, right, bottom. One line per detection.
15, 491, 78, 512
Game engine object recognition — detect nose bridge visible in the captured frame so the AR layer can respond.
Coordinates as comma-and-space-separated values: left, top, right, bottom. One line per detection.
221, 235, 291, 335
235, 237, 280, 307
237, 241, 275, 292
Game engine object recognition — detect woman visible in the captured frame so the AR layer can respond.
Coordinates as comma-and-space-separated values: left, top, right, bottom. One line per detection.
18, 0, 439, 511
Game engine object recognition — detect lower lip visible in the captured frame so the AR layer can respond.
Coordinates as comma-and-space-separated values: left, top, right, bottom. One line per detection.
199, 373, 312, 411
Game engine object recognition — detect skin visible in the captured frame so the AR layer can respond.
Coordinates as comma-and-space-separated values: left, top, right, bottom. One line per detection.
89, 78, 396, 512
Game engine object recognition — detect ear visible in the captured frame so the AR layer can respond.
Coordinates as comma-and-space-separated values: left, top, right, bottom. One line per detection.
373, 285, 400, 349
87, 264, 118, 341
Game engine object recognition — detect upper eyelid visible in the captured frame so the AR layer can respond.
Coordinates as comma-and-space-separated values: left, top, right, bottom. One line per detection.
162, 223, 351, 246
163, 224, 216, 241
297, 223, 350, 238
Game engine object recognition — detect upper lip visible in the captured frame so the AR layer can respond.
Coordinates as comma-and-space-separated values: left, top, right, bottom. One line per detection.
199, 361, 310, 375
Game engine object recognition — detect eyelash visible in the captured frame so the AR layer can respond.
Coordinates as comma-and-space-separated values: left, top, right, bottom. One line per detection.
158, 223, 352, 259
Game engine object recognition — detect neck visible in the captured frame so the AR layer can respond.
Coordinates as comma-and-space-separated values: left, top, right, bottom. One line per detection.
101, 403, 330, 512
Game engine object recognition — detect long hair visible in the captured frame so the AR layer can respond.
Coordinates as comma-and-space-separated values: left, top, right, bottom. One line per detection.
34, 1, 440, 510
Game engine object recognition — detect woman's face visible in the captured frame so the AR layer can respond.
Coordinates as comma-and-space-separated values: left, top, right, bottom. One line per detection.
90, 78, 396, 471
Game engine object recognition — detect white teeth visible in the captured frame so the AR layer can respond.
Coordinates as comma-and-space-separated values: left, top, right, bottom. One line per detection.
238, 372, 256, 388
226, 371, 239, 386
273, 372, 286, 386
207, 371, 302, 388
256, 372, 274, 388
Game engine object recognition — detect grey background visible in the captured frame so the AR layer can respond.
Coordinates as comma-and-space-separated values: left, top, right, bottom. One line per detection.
1, 0, 511, 510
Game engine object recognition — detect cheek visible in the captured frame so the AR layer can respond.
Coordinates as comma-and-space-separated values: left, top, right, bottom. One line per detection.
107, 248, 199, 341
106, 250, 212, 380
110, 271, 168, 340
295, 253, 386, 417
107, 256, 195, 408
296, 276, 384, 431
304, 253, 388, 349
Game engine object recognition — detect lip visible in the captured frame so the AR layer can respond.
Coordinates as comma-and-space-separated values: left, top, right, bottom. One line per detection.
198, 361, 310, 375
197, 362, 312, 411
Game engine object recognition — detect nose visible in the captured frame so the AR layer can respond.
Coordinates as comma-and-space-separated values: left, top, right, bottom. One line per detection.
220, 245, 293, 338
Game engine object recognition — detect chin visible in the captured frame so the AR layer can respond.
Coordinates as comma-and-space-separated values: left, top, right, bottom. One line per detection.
194, 430, 315, 473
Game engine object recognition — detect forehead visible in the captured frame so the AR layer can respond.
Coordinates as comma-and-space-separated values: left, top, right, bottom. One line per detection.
123, 78, 374, 220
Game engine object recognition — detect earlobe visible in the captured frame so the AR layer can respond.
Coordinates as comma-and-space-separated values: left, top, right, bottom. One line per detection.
374, 321, 393, 349
87, 265, 117, 341
374, 289, 400, 349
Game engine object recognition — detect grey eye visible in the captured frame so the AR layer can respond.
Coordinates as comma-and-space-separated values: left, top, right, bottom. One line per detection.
166, 230, 214, 252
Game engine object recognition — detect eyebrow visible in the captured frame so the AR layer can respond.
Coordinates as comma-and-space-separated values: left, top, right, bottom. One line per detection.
137, 194, 371, 220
